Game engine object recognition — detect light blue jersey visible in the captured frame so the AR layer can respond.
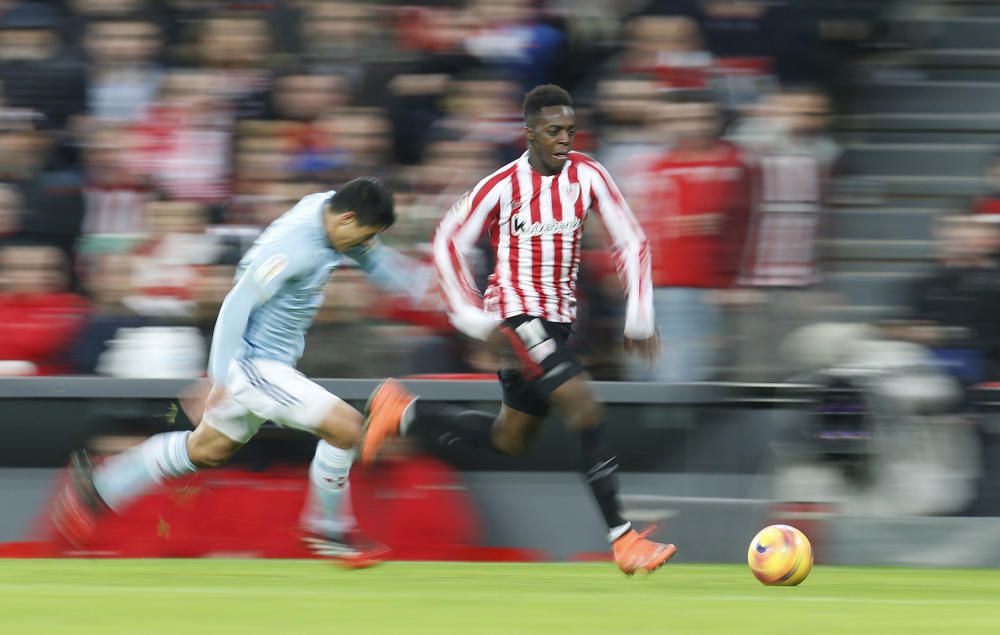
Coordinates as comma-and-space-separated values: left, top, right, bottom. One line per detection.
208, 190, 426, 383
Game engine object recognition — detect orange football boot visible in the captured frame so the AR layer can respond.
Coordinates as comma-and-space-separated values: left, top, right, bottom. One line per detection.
302, 528, 392, 569
360, 379, 416, 465
52, 452, 111, 550
613, 526, 677, 575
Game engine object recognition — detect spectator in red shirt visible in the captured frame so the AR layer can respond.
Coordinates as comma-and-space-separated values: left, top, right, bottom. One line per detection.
619, 14, 714, 90
0, 243, 88, 375
632, 90, 751, 381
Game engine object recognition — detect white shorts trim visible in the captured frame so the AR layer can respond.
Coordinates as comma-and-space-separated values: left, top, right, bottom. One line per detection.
202, 359, 341, 443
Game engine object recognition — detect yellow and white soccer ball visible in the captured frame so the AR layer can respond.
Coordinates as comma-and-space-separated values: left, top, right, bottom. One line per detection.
747, 524, 813, 586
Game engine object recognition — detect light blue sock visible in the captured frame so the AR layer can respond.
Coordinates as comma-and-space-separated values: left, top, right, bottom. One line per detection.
301, 441, 355, 538
93, 430, 198, 513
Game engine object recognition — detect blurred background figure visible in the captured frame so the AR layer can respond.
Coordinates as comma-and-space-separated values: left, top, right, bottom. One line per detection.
0, 108, 85, 270
0, 2, 86, 129
192, 11, 275, 120
125, 198, 219, 319
0, 183, 26, 246
0, 243, 88, 375
428, 71, 523, 163
464, 0, 565, 91
726, 85, 839, 381
299, 0, 383, 86
648, 0, 823, 86
70, 250, 150, 374
883, 216, 1000, 387
262, 71, 349, 181
593, 75, 663, 179
78, 125, 151, 251
972, 150, 1000, 217
630, 90, 751, 382
321, 107, 393, 181
82, 12, 163, 123
127, 70, 231, 204
615, 14, 713, 91
777, 317, 978, 517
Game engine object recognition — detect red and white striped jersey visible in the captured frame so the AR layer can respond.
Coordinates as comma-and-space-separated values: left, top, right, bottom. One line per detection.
82, 186, 151, 236
433, 151, 654, 341
739, 151, 833, 287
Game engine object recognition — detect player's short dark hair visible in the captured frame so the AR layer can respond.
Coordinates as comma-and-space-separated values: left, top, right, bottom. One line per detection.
523, 84, 573, 126
328, 177, 395, 228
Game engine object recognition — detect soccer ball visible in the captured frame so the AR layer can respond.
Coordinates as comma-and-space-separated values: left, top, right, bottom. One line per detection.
747, 524, 813, 586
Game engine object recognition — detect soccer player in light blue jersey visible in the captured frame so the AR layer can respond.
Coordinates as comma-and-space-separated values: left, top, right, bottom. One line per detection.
54, 177, 425, 565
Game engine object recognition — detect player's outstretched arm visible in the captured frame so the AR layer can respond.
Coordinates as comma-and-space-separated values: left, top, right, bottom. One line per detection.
432, 191, 501, 340
348, 240, 432, 304
583, 158, 656, 349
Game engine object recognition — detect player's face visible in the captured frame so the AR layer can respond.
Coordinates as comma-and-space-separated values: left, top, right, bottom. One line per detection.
327, 212, 384, 252
526, 105, 575, 175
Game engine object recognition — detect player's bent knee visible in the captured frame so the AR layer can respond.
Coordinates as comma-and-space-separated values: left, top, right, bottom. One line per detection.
566, 398, 604, 430
316, 400, 364, 450
490, 417, 537, 456
491, 410, 541, 455
492, 429, 529, 455
186, 425, 242, 468
187, 438, 239, 468
551, 375, 603, 430
187, 444, 236, 468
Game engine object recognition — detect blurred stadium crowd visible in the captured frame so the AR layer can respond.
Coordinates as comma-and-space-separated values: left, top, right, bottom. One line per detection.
1, 0, 994, 387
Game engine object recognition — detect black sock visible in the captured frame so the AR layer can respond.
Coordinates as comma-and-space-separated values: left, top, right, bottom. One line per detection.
579, 425, 629, 535
406, 400, 499, 452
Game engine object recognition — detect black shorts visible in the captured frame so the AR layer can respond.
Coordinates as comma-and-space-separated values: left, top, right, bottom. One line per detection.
497, 315, 584, 417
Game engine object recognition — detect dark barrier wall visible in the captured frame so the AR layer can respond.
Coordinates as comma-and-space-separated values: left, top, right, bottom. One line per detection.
4, 378, 1000, 562
0, 379, 811, 469
3, 378, 999, 514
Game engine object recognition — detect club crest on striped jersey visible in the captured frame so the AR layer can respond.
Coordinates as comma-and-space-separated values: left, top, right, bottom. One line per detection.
511, 210, 581, 237
560, 182, 580, 205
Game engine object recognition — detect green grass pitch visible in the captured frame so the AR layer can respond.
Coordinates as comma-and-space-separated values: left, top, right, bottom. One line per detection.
2, 560, 999, 634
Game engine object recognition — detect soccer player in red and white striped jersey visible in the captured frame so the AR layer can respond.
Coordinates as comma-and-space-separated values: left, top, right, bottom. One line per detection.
362, 85, 675, 575
432, 124, 654, 344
